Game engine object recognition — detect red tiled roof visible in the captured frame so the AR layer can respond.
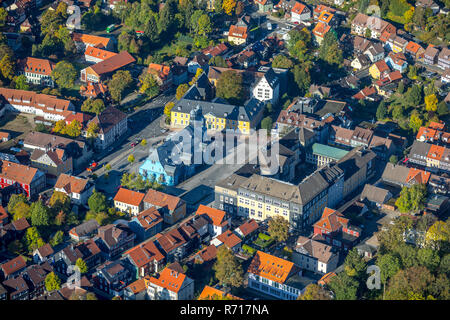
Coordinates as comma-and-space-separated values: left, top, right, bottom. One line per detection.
148, 266, 187, 293
237, 219, 259, 236
216, 230, 242, 249
72, 33, 111, 48
312, 22, 331, 37
196, 205, 226, 227
143, 189, 183, 212
84, 47, 117, 61
19, 57, 55, 76
313, 207, 349, 233
0, 160, 40, 185
1, 256, 26, 276
198, 285, 242, 300
228, 25, 248, 39
125, 240, 165, 267
292, 2, 307, 15
247, 251, 294, 284
89, 51, 136, 76
114, 188, 145, 207
54, 173, 89, 194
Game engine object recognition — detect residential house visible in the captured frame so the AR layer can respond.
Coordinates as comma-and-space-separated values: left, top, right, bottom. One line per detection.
309, 85, 331, 99
352, 85, 379, 101
313, 208, 361, 250
191, 244, 218, 264
363, 42, 385, 63
147, 63, 173, 92
187, 53, 209, 74
79, 82, 108, 99
236, 50, 259, 69
113, 188, 145, 216
80, 51, 136, 83
54, 174, 93, 205
0, 160, 46, 198
442, 69, 450, 84
30, 147, 73, 182
351, 13, 396, 40
350, 54, 371, 70
32, 244, 54, 264
23, 132, 91, 172
438, 47, 450, 70
255, 0, 273, 13
18, 57, 55, 87
234, 219, 259, 241
291, 2, 311, 24
124, 278, 148, 300
210, 230, 242, 253
53, 240, 102, 276
198, 285, 242, 300
293, 236, 339, 274
87, 107, 127, 150
142, 189, 186, 224
69, 219, 100, 242
1, 256, 27, 280
96, 223, 136, 259
424, 45, 439, 65
203, 43, 230, 59
247, 251, 304, 300
228, 24, 248, 46
129, 207, 164, 241
369, 60, 390, 79
416, 0, 440, 14
92, 260, 132, 297
196, 205, 230, 238
124, 240, 165, 278
155, 228, 189, 263
252, 68, 280, 104
360, 184, 392, 207
2, 275, 29, 300
22, 262, 53, 299
312, 22, 331, 45
405, 41, 425, 61
385, 34, 408, 53
382, 163, 431, 188
84, 46, 117, 64
385, 52, 408, 73
0, 132, 10, 142
147, 265, 194, 300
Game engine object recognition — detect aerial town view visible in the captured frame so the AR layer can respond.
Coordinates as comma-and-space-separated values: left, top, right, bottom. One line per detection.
0, 0, 449, 307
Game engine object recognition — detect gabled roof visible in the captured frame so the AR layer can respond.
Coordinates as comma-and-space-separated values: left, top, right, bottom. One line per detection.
34, 243, 54, 259
89, 107, 127, 134
313, 207, 348, 233
312, 22, 331, 37
198, 285, 242, 300
54, 173, 89, 194
143, 189, 184, 212
148, 265, 190, 293
125, 240, 165, 267
135, 207, 163, 230
228, 25, 248, 39
88, 51, 136, 76
114, 188, 145, 207
196, 205, 227, 227
215, 230, 242, 249
72, 33, 111, 48
373, 60, 390, 73
291, 2, 307, 15
296, 236, 337, 263
84, 47, 117, 61
155, 228, 187, 254
236, 219, 259, 237
0, 160, 40, 185
1, 256, 26, 276
19, 57, 55, 76
247, 251, 294, 284
360, 184, 390, 204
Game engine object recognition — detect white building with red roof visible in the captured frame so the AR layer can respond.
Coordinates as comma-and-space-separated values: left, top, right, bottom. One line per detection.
0, 160, 46, 197
18, 57, 56, 87
147, 265, 194, 300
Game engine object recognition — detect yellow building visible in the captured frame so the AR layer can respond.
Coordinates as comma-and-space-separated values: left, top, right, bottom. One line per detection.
369, 60, 390, 79
171, 99, 263, 135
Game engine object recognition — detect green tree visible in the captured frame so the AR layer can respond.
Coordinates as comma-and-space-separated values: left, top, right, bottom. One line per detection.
81, 98, 106, 115
272, 55, 294, 69
86, 121, 100, 138
210, 56, 228, 68
389, 155, 398, 164
377, 253, 401, 284
76, 258, 88, 274
13, 75, 29, 90
30, 201, 50, 227
64, 120, 82, 138
0, 8, 7, 27
319, 32, 343, 66
386, 266, 434, 300
409, 111, 423, 133
164, 101, 175, 123
88, 190, 107, 214
404, 85, 422, 107
12, 202, 31, 221
49, 191, 71, 213
293, 64, 311, 94
8, 194, 28, 213
176, 83, 189, 100
417, 248, 440, 272
376, 101, 388, 120
51, 61, 77, 89
0, 54, 15, 80
45, 272, 61, 292
395, 184, 427, 214
213, 246, 243, 288
268, 216, 289, 243
108, 70, 133, 102
128, 154, 135, 163
298, 284, 331, 300
25, 227, 45, 252
436, 101, 449, 117
139, 73, 160, 98
328, 272, 359, 300
222, 0, 237, 15
260, 116, 273, 132
140, 139, 147, 146
216, 70, 243, 104
197, 14, 212, 36
50, 230, 64, 246
344, 248, 367, 278
424, 94, 438, 112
